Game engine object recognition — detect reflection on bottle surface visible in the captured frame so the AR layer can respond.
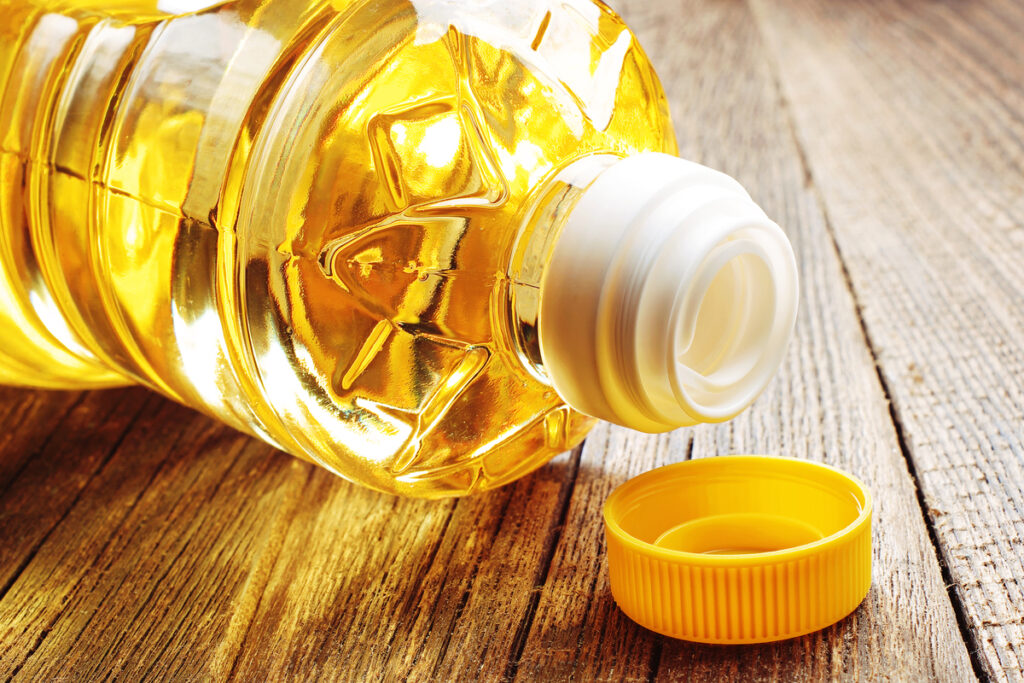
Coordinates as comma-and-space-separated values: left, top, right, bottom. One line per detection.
0, 0, 676, 496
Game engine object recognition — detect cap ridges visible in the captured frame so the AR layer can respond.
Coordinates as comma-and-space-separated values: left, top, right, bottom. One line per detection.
603, 456, 872, 644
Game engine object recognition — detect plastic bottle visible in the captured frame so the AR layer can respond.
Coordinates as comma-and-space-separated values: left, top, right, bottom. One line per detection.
0, 0, 798, 497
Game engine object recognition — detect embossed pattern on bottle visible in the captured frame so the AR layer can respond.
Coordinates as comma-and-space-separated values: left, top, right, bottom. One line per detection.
0, 0, 677, 496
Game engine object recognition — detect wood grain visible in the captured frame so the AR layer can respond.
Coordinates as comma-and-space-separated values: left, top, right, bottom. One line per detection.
749, 0, 1024, 678
0, 0, 1020, 680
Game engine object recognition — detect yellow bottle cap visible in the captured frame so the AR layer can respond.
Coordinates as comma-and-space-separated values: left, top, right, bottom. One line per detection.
603, 455, 872, 644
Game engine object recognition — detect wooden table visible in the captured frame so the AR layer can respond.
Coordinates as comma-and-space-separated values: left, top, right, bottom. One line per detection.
2, 0, 1022, 679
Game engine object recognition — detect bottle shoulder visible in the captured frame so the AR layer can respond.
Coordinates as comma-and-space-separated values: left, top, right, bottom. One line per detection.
227, 0, 677, 493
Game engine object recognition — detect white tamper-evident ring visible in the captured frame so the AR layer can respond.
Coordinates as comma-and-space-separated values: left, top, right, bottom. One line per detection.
538, 153, 799, 432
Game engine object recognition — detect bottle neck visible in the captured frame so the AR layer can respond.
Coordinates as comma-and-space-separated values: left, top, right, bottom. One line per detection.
505, 153, 799, 433
504, 155, 620, 383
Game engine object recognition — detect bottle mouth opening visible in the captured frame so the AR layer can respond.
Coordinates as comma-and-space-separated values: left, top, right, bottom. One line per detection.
671, 226, 792, 421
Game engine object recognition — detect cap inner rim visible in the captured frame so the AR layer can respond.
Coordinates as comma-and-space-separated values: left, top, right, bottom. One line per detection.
604, 455, 872, 564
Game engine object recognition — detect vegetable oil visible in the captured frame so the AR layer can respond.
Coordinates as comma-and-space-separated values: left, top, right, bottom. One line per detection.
0, 0, 798, 496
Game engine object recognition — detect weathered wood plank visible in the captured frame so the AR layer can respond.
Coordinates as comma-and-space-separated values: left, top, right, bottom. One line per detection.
0, 396, 276, 680
0, 394, 583, 680
0, 388, 150, 597
749, 0, 1024, 678
513, 0, 976, 680
220, 449, 581, 681
0, 387, 82, 495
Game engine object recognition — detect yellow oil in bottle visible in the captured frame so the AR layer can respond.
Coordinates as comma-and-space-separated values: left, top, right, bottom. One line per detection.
0, 0, 677, 496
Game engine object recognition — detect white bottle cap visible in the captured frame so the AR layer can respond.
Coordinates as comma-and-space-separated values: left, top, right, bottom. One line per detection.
538, 153, 798, 433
